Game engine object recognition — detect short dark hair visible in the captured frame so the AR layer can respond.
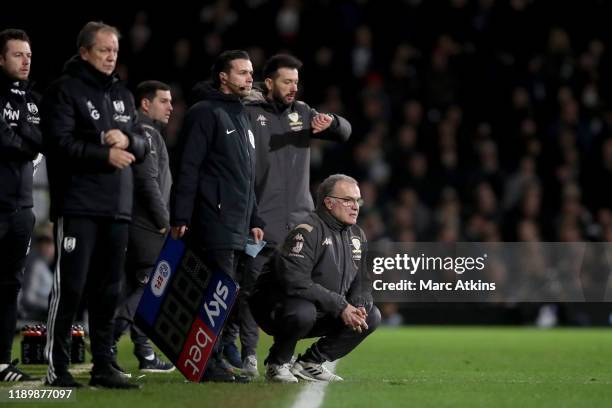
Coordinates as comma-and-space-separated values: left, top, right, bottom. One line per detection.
316, 174, 358, 209
77, 21, 120, 51
135, 80, 171, 106
210, 50, 250, 88
262, 54, 303, 80
0, 29, 30, 56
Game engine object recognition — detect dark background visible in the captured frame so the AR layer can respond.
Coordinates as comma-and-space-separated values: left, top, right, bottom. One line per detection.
5, 0, 612, 325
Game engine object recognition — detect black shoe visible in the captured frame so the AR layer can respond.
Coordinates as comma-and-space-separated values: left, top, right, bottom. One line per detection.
217, 356, 242, 375
45, 371, 83, 388
90, 366, 141, 389
202, 361, 251, 383
0, 360, 38, 382
233, 373, 252, 383
111, 359, 132, 378
138, 354, 175, 373
222, 342, 242, 369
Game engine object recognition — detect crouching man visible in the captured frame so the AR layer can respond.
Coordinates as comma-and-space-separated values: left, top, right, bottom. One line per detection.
250, 174, 380, 383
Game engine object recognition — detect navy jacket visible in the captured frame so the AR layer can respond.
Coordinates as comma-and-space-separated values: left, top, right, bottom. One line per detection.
171, 83, 261, 250
132, 115, 171, 232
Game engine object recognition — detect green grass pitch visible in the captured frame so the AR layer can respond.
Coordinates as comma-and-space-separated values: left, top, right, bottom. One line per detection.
2, 327, 611, 407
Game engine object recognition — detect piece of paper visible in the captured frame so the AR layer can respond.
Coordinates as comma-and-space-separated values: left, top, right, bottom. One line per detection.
245, 239, 267, 258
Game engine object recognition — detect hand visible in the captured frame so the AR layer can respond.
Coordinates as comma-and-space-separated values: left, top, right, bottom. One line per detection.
356, 306, 368, 320
251, 227, 264, 243
104, 129, 130, 149
311, 113, 333, 134
341, 304, 368, 334
108, 147, 135, 169
159, 227, 167, 234
171, 225, 187, 239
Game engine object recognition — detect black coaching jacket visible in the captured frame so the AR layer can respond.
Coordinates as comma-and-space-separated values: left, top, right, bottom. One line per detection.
42, 56, 149, 221
171, 82, 262, 250
0, 70, 42, 212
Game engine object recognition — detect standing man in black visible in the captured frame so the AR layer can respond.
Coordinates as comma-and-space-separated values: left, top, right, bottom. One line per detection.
223, 54, 352, 376
112, 80, 174, 374
170, 50, 263, 382
0, 28, 41, 382
43, 22, 147, 389
250, 174, 380, 383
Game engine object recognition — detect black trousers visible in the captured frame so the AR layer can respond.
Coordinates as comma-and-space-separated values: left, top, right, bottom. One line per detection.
46, 217, 128, 381
221, 247, 273, 358
113, 225, 165, 358
250, 287, 381, 365
0, 209, 35, 363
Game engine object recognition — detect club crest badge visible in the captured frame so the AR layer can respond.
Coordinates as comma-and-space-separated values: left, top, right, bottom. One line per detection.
113, 100, 125, 114
287, 111, 303, 131
351, 236, 362, 260
27, 103, 38, 114
63, 237, 77, 253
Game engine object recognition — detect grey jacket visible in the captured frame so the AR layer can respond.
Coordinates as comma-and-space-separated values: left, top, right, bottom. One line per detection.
245, 87, 351, 246
131, 114, 171, 232
256, 209, 373, 317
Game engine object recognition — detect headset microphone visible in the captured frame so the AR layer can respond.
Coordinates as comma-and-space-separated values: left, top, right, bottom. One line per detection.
227, 81, 246, 91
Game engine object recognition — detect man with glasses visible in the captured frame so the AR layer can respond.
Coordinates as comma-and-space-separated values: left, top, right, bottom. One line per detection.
250, 174, 380, 383
222, 54, 351, 377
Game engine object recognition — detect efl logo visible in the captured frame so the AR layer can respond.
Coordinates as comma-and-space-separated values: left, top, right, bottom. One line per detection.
177, 318, 216, 382
151, 260, 171, 297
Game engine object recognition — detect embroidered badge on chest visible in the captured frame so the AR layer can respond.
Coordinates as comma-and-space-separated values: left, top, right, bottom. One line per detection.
351, 236, 362, 261
26, 102, 40, 124
113, 100, 131, 123
287, 111, 303, 131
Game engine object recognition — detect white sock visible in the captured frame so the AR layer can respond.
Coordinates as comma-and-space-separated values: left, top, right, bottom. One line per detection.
144, 354, 155, 361
0, 364, 9, 371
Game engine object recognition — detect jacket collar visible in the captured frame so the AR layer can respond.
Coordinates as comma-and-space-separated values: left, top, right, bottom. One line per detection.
190, 81, 244, 105
0, 69, 30, 93
316, 207, 349, 232
63, 55, 119, 90
138, 112, 164, 132
244, 83, 294, 113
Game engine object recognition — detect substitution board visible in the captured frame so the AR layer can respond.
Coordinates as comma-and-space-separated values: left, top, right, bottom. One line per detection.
135, 237, 238, 382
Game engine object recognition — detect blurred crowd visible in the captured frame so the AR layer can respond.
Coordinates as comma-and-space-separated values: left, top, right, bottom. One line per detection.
115, 0, 612, 245
13, 1, 612, 323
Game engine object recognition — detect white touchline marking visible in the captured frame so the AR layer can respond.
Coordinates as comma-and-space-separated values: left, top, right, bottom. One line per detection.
291, 361, 338, 408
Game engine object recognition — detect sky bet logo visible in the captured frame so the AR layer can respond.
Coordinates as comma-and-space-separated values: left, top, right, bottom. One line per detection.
203, 281, 229, 329
177, 319, 215, 382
